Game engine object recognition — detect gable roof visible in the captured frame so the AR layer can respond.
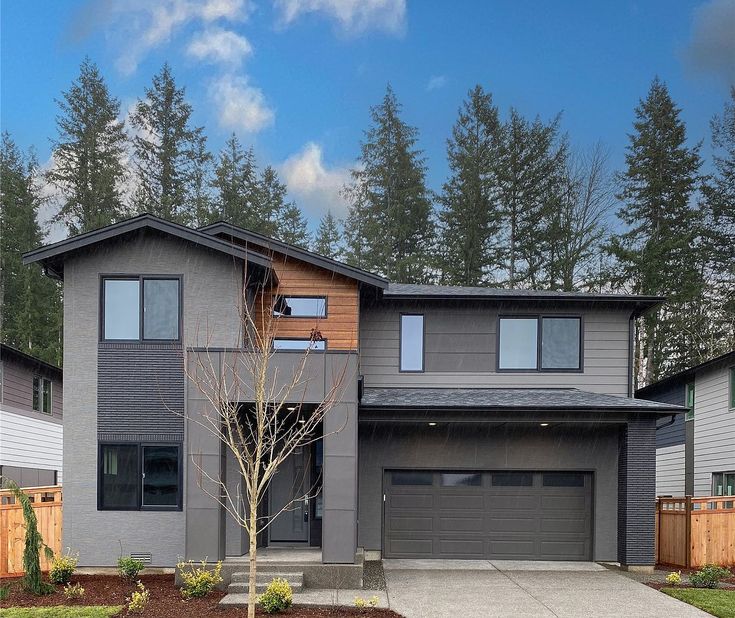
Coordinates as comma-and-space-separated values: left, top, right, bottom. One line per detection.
22, 214, 272, 279
636, 350, 735, 398
200, 221, 389, 289
0, 343, 62, 380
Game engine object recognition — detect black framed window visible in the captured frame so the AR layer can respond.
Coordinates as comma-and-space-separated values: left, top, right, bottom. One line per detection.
99, 443, 182, 511
729, 367, 735, 410
273, 296, 327, 318
32, 376, 52, 414
273, 339, 327, 351
102, 276, 181, 342
498, 316, 582, 371
685, 382, 695, 421
712, 472, 735, 496
400, 314, 424, 372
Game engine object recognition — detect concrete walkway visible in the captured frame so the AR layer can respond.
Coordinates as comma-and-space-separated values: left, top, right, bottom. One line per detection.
383, 560, 711, 618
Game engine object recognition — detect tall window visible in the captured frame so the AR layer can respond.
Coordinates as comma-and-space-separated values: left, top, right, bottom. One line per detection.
102, 277, 180, 341
685, 382, 695, 421
32, 376, 52, 414
498, 316, 582, 371
400, 314, 424, 372
729, 367, 735, 410
99, 443, 181, 510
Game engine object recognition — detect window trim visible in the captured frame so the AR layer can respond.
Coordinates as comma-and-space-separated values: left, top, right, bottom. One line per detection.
32, 376, 52, 415
272, 338, 328, 352
497, 315, 584, 373
272, 295, 328, 319
99, 274, 183, 343
399, 313, 425, 373
712, 471, 735, 496
685, 381, 695, 421
729, 366, 735, 410
98, 442, 183, 512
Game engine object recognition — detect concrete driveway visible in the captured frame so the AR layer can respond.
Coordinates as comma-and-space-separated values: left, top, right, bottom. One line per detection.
383, 560, 711, 618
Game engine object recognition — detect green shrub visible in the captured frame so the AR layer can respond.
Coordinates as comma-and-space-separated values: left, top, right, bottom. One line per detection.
259, 577, 293, 614
665, 570, 682, 586
689, 564, 731, 589
0, 583, 10, 601
177, 559, 223, 599
127, 581, 150, 614
63, 582, 85, 599
49, 549, 79, 584
117, 556, 145, 581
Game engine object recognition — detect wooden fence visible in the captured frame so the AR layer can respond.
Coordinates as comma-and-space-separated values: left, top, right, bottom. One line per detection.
0, 485, 62, 577
657, 496, 735, 568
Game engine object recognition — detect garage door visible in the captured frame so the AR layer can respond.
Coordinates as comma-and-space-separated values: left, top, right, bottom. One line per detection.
384, 470, 593, 560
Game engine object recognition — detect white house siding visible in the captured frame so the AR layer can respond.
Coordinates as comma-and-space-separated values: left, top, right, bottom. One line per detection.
693, 363, 735, 496
656, 444, 685, 496
0, 407, 63, 482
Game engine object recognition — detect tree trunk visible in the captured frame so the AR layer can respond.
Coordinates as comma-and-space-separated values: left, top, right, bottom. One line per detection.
248, 499, 258, 618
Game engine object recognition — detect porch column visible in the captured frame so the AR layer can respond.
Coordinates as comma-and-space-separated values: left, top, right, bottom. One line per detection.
322, 354, 359, 563
618, 415, 656, 571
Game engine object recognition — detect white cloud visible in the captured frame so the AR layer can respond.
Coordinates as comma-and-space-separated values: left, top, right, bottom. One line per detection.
210, 74, 275, 133
684, 0, 735, 84
280, 142, 351, 218
426, 75, 446, 91
273, 0, 406, 35
187, 27, 253, 66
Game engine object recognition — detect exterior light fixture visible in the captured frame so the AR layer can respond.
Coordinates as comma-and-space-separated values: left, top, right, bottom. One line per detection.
287, 406, 297, 411
298, 419, 306, 424
540, 423, 549, 427
428, 422, 437, 427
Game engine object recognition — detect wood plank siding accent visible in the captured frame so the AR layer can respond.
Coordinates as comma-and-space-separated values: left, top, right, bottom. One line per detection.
254, 253, 359, 351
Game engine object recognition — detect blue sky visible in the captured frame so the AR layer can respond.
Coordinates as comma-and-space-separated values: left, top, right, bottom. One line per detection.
2, 0, 734, 238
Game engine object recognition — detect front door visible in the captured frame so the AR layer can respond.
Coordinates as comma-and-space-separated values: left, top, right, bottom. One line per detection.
268, 446, 310, 543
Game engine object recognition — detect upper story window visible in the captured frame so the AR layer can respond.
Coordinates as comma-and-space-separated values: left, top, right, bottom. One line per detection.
685, 381, 695, 421
729, 367, 735, 410
32, 376, 52, 414
102, 276, 180, 341
273, 296, 327, 318
498, 316, 582, 371
400, 314, 424, 372
273, 338, 326, 351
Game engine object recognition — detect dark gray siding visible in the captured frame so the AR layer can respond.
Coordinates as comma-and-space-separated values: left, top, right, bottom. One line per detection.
1, 356, 63, 419
644, 383, 686, 448
97, 343, 184, 441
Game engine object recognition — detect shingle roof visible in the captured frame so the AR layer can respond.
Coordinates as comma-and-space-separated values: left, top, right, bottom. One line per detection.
384, 283, 665, 314
360, 387, 685, 413
636, 350, 735, 397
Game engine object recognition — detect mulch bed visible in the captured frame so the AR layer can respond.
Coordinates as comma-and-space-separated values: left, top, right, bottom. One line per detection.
646, 566, 735, 591
0, 574, 401, 617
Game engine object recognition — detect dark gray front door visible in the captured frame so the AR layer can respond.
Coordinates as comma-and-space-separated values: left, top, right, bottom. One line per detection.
384, 470, 593, 560
268, 447, 310, 543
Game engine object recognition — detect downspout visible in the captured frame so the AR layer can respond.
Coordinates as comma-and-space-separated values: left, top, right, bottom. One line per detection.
655, 414, 677, 431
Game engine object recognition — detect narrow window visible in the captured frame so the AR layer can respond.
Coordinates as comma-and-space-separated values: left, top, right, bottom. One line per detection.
685, 382, 695, 421
103, 279, 140, 340
729, 367, 735, 409
143, 279, 180, 340
273, 296, 327, 318
492, 472, 533, 487
440, 473, 482, 487
541, 317, 581, 370
400, 314, 424, 372
498, 318, 538, 369
543, 472, 585, 487
391, 471, 433, 486
99, 444, 139, 509
142, 445, 180, 508
32, 376, 52, 414
273, 339, 326, 351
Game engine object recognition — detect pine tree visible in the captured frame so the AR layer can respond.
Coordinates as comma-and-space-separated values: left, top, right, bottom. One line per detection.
344, 85, 434, 282
438, 85, 502, 285
258, 165, 304, 240
313, 211, 342, 259
278, 203, 310, 248
211, 134, 262, 229
1, 133, 63, 365
47, 58, 128, 235
608, 78, 705, 384
131, 63, 206, 224
190, 133, 214, 227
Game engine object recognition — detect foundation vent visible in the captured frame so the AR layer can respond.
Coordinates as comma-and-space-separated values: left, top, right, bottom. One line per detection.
130, 552, 152, 564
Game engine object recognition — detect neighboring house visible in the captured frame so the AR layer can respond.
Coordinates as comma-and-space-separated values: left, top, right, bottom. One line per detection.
637, 350, 735, 497
22, 213, 685, 572
0, 343, 63, 486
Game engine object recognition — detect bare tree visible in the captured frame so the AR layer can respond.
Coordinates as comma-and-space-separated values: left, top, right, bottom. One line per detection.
182, 268, 351, 618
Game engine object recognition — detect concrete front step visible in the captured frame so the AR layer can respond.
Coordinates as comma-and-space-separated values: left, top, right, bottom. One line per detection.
227, 571, 304, 594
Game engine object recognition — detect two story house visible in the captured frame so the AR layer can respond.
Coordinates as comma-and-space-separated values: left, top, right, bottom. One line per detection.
638, 350, 735, 497
22, 214, 684, 575
0, 343, 63, 487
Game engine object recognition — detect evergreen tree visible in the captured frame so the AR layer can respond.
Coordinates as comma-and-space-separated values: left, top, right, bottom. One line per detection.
47, 58, 128, 234
344, 85, 434, 282
313, 211, 342, 259
278, 203, 310, 248
190, 133, 215, 227
131, 63, 206, 224
0, 133, 62, 365
211, 134, 262, 229
608, 78, 705, 384
258, 165, 292, 239
438, 85, 502, 285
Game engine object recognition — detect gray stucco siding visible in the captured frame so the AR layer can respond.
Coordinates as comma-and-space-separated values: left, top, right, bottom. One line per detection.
357, 422, 620, 561
359, 301, 631, 396
63, 231, 245, 566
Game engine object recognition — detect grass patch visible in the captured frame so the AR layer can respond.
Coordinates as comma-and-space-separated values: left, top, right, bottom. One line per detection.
0, 607, 122, 618
662, 587, 735, 618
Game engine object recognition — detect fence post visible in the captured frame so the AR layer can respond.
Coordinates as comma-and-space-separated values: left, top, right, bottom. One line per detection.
685, 496, 692, 569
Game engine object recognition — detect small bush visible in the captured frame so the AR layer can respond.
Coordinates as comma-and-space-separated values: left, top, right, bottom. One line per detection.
50, 550, 79, 584
177, 559, 223, 599
689, 564, 731, 589
127, 581, 150, 614
63, 582, 85, 599
118, 556, 145, 581
0, 584, 10, 601
665, 571, 682, 586
259, 578, 293, 614
354, 595, 379, 608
